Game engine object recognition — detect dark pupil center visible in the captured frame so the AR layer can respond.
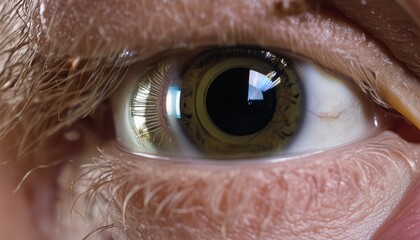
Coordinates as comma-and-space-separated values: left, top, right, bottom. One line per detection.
206, 67, 277, 136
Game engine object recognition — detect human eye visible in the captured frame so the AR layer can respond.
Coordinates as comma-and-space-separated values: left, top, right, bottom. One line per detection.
112, 47, 384, 160
1, 1, 420, 240
82, 3, 419, 239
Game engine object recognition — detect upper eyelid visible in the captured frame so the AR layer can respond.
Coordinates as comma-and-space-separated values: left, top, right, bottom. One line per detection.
36, 1, 417, 94
8, 0, 419, 145
35, 0, 308, 58
34, 0, 410, 92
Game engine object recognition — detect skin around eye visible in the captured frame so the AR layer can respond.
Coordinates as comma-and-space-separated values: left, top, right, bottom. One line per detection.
112, 48, 386, 160
1, 1, 419, 240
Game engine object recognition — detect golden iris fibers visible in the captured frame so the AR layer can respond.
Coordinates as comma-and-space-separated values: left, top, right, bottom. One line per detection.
130, 48, 302, 158
180, 48, 301, 156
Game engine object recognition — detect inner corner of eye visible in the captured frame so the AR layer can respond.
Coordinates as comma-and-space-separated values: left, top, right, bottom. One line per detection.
112, 47, 382, 160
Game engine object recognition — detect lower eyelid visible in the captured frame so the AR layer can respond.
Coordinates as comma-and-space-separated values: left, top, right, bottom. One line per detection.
82, 131, 418, 239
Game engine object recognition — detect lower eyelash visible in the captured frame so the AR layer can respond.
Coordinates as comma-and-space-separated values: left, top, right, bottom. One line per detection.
80, 132, 417, 239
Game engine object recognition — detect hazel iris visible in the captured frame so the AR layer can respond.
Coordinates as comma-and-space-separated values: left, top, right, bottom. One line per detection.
179, 48, 302, 156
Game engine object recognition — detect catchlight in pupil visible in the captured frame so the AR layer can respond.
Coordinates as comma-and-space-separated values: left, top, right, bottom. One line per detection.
206, 68, 277, 136
178, 48, 302, 156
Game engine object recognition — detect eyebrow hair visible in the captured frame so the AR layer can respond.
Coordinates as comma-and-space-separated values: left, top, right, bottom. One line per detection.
0, 2, 130, 155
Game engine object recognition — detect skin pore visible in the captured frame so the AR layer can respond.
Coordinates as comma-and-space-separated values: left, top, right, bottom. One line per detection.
0, 0, 420, 239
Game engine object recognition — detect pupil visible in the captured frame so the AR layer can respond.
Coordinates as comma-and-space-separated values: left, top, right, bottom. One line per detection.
206, 67, 277, 136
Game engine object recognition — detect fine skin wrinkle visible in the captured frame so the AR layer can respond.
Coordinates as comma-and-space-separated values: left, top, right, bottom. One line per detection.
77, 132, 417, 239
0, 0, 420, 240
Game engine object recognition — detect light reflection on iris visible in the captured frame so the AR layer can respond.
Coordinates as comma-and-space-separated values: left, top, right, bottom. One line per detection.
166, 86, 182, 119
248, 70, 281, 101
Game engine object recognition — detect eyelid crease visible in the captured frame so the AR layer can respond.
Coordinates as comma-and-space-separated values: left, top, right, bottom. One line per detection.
35, 0, 314, 58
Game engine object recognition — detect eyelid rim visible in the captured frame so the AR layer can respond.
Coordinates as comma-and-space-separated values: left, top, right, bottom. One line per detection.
111, 47, 393, 163
112, 118, 388, 165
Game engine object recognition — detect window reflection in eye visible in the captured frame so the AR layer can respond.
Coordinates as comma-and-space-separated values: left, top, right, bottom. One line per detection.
1, 1, 420, 240
112, 47, 384, 160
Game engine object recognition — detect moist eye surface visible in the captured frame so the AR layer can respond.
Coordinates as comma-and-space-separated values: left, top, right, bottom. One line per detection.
112, 46, 382, 160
